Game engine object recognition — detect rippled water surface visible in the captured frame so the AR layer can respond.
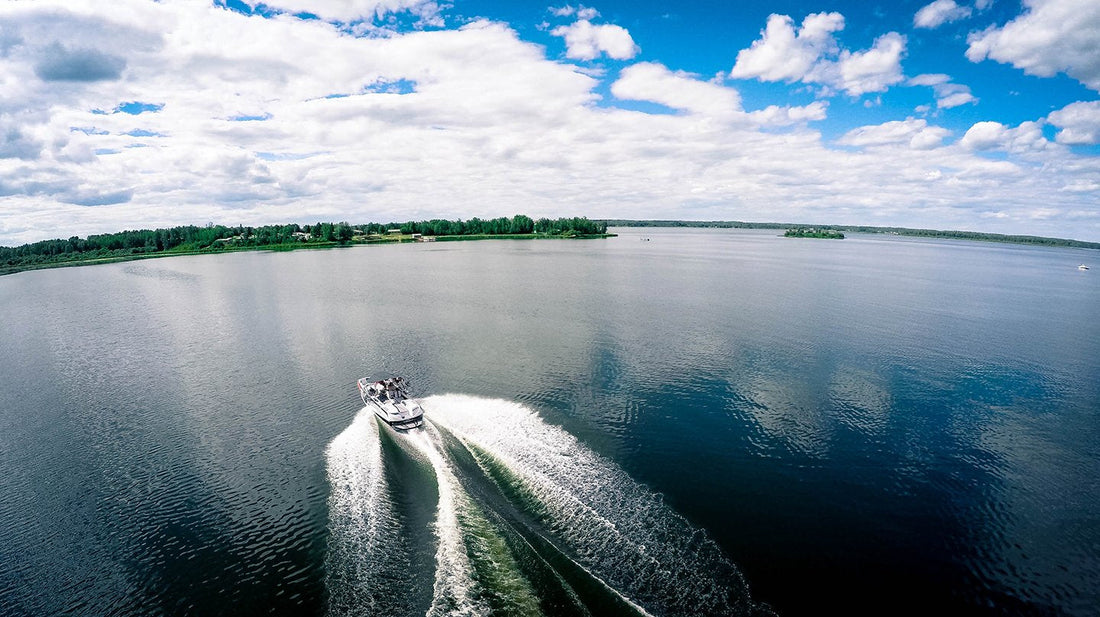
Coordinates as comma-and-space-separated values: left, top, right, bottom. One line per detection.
1, 228, 1097, 616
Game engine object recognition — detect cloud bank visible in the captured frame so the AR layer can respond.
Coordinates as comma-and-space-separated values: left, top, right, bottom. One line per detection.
0, 1, 1097, 245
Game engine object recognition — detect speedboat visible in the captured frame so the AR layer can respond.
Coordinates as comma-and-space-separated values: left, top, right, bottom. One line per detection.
1079, 264, 1090, 270
357, 376, 424, 430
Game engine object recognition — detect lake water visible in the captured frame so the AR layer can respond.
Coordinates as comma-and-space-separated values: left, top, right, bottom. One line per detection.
1, 227, 1097, 616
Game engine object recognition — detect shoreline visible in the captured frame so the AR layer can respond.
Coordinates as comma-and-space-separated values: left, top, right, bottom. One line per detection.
0, 232, 617, 277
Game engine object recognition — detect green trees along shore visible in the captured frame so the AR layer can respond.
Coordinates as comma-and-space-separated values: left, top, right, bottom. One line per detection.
0, 215, 611, 275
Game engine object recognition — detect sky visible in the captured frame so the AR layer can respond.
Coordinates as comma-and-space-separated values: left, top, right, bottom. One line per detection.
1, 0, 1099, 245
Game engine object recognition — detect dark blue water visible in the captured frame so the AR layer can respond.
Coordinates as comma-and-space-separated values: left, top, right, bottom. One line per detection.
1, 228, 1097, 616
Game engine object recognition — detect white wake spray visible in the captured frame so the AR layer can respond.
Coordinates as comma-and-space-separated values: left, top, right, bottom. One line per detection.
325, 407, 404, 615
423, 394, 755, 617
396, 426, 489, 617
325, 396, 761, 617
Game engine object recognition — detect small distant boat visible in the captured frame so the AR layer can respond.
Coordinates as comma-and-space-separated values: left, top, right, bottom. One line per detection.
1079, 264, 1090, 270
357, 376, 424, 430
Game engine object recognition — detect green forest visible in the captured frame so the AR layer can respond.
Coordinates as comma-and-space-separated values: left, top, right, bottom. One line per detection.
0, 215, 610, 275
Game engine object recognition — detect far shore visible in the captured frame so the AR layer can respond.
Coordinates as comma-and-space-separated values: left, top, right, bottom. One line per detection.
603, 219, 1100, 250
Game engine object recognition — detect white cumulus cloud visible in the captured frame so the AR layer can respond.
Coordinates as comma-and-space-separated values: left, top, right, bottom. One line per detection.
549, 5, 599, 20
611, 62, 826, 127
914, 0, 972, 28
837, 32, 907, 96
960, 120, 1052, 153
967, 0, 1100, 91
745, 101, 828, 126
937, 92, 977, 108
551, 19, 638, 60
730, 13, 905, 97
909, 73, 977, 108
729, 12, 844, 83
1047, 100, 1100, 144
612, 62, 741, 116
838, 118, 951, 150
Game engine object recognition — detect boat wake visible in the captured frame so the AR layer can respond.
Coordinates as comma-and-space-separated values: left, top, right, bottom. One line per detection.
401, 427, 488, 616
325, 406, 410, 615
325, 395, 773, 617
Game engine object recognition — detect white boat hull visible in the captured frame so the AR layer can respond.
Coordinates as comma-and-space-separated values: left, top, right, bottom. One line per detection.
357, 377, 424, 430
368, 398, 423, 430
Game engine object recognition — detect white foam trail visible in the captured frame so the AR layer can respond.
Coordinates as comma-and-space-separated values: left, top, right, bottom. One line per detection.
397, 426, 488, 617
423, 394, 753, 616
325, 407, 403, 615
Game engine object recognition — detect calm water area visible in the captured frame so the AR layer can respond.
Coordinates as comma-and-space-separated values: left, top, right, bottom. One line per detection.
1, 227, 1097, 616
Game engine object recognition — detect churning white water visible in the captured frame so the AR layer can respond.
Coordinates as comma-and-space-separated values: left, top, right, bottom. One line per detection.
424, 394, 752, 616
325, 407, 405, 615
326, 396, 756, 616
397, 426, 488, 617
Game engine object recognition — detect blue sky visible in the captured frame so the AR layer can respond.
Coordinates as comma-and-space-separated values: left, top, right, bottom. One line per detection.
483, 1, 1096, 140
1, 0, 1099, 243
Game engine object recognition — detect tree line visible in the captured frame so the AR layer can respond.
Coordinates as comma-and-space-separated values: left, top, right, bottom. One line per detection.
396, 215, 606, 236
0, 215, 609, 273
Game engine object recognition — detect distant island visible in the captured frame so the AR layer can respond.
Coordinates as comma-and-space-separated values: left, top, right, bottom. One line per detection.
0, 216, 611, 276
784, 227, 844, 239
602, 219, 1100, 250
